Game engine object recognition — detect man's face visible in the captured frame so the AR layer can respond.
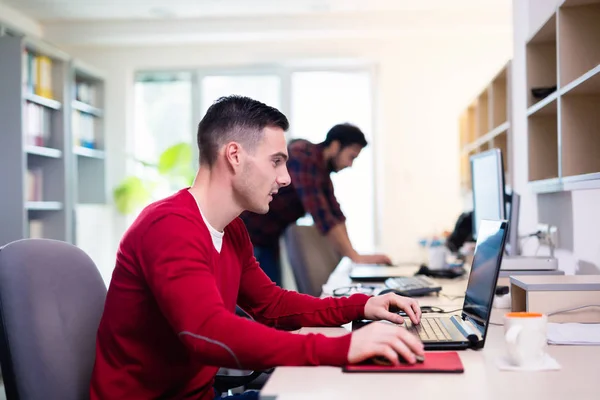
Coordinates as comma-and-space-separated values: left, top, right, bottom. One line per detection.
328, 143, 363, 173
234, 126, 291, 214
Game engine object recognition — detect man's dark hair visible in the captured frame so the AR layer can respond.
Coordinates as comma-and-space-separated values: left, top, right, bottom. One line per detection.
323, 123, 368, 149
197, 95, 289, 166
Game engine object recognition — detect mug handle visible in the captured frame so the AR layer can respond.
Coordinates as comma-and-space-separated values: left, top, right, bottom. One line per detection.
505, 325, 523, 348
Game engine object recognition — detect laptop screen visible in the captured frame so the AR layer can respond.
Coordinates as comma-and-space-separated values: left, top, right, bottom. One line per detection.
462, 219, 508, 328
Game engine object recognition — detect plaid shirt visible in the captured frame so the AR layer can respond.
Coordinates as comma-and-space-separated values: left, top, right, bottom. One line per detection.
240, 139, 346, 248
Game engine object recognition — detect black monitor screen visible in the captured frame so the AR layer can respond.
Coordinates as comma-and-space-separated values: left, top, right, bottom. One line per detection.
462, 219, 508, 327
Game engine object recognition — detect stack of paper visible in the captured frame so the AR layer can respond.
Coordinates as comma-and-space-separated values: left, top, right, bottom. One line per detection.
547, 322, 600, 345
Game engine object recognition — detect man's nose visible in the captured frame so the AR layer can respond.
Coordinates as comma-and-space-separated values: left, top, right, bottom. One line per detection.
278, 167, 291, 187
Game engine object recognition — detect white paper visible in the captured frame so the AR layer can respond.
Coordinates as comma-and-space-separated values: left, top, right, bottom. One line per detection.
495, 354, 561, 371
547, 322, 600, 345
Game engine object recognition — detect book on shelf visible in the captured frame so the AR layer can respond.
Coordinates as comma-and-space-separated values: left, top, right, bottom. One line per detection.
28, 220, 44, 239
75, 80, 97, 106
24, 102, 52, 146
72, 109, 96, 149
26, 168, 43, 202
22, 50, 54, 100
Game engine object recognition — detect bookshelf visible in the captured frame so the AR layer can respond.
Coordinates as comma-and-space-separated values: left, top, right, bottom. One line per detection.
527, 0, 600, 192
0, 33, 106, 247
71, 60, 107, 205
459, 61, 512, 192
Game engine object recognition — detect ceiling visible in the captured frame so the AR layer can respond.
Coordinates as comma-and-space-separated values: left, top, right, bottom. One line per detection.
1, 0, 511, 21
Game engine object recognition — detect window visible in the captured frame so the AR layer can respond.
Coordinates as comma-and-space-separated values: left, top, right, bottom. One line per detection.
290, 71, 374, 253
200, 75, 281, 114
133, 72, 193, 201
132, 67, 375, 252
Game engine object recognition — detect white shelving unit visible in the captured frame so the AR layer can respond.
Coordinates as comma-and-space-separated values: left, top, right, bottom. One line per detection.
0, 32, 106, 247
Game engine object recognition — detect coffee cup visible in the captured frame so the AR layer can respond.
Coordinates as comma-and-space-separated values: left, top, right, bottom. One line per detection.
504, 312, 548, 368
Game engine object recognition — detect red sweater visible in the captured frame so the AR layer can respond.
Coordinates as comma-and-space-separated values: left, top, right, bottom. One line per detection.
90, 189, 369, 399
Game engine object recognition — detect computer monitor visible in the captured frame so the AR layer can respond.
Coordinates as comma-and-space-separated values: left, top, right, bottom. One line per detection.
470, 149, 506, 241
505, 191, 521, 256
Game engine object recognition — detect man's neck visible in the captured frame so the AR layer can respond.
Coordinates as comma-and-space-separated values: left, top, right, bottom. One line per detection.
188, 166, 241, 232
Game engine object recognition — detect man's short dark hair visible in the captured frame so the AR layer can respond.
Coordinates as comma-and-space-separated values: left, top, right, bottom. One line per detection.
197, 95, 289, 166
323, 123, 368, 149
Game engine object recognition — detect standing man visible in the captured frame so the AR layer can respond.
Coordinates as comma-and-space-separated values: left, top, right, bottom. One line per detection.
241, 123, 393, 286
90, 96, 423, 400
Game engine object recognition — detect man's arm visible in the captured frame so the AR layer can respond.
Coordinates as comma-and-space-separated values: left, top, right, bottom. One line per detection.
233, 219, 369, 330
289, 149, 391, 265
327, 222, 392, 265
139, 215, 352, 370
326, 222, 359, 261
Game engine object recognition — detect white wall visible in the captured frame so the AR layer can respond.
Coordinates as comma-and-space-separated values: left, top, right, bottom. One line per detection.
61, 32, 511, 278
0, 2, 43, 37
511, 0, 600, 275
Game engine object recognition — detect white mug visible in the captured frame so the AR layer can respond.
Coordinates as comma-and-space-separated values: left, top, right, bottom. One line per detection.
504, 312, 548, 368
427, 246, 447, 270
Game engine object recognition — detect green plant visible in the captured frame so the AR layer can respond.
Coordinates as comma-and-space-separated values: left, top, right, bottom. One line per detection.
113, 142, 196, 214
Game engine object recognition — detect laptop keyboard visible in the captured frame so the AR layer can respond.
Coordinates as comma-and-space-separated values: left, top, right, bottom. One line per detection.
407, 318, 453, 341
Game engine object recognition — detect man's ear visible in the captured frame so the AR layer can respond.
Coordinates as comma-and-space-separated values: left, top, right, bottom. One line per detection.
224, 142, 243, 169
330, 140, 341, 154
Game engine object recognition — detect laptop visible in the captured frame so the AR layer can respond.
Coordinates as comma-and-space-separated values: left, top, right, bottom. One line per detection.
353, 219, 509, 351
348, 265, 411, 282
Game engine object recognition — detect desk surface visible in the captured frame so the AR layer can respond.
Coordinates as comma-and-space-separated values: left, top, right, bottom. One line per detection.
260, 260, 600, 400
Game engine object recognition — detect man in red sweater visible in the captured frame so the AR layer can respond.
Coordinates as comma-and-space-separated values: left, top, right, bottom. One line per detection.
91, 96, 424, 399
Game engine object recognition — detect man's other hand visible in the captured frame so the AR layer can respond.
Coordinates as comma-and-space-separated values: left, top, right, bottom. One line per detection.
364, 292, 421, 325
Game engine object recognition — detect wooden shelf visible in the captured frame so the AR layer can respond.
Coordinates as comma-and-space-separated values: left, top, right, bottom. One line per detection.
72, 100, 104, 117
529, 178, 563, 194
559, 2, 600, 88
25, 145, 62, 158
490, 67, 508, 130
526, 15, 557, 108
24, 92, 62, 110
527, 92, 558, 116
475, 92, 490, 137
562, 172, 600, 190
528, 107, 558, 182
561, 64, 600, 95
561, 94, 600, 177
73, 146, 105, 159
458, 62, 512, 191
25, 201, 63, 211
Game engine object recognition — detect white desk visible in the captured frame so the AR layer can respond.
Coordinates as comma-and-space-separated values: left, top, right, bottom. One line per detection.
260, 260, 600, 400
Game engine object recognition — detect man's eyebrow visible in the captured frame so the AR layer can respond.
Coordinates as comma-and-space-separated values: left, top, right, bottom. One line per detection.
271, 152, 289, 161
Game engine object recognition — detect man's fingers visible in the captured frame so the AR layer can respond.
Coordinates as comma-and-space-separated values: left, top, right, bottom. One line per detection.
381, 311, 405, 325
396, 327, 425, 356
400, 301, 418, 325
411, 300, 422, 322
388, 337, 416, 364
378, 345, 400, 366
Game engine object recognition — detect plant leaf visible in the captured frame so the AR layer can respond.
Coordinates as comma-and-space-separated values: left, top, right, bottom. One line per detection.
113, 176, 151, 214
158, 143, 193, 176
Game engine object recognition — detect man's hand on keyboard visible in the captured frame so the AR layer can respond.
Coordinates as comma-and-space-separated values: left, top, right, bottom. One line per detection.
347, 322, 425, 365
364, 292, 422, 325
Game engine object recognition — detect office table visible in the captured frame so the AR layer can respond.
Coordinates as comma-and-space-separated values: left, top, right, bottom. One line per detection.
260, 260, 600, 399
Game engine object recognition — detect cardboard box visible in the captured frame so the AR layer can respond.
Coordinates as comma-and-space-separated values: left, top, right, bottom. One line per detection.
510, 275, 600, 323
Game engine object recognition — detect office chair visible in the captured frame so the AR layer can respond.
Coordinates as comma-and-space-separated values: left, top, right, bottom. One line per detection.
0, 238, 266, 399
0, 238, 107, 400
283, 224, 342, 297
